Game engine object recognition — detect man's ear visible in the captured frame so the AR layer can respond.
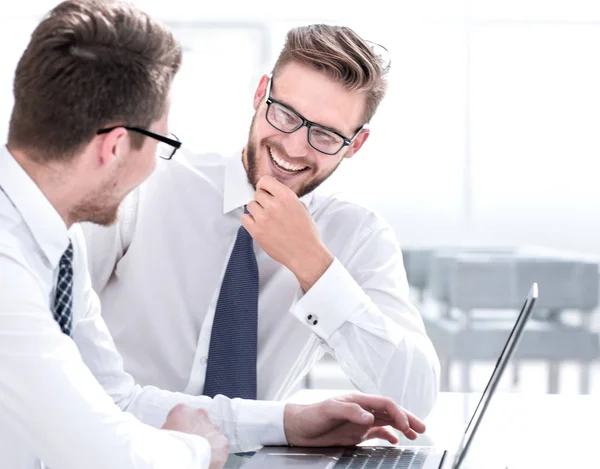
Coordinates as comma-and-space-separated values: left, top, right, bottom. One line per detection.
343, 128, 370, 160
253, 74, 271, 111
96, 127, 128, 168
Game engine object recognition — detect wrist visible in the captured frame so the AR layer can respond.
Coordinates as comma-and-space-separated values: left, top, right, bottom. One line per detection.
283, 403, 302, 446
289, 244, 334, 292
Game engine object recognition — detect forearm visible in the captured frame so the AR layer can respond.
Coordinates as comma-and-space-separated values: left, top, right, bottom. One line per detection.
74, 276, 287, 456
328, 320, 440, 419
291, 257, 440, 418
0, 323, 210, 469
122, 386, 288, 453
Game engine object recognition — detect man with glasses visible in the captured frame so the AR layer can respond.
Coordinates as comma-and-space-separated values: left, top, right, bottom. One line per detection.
84, 24, 440, 418
264, 76, 365, 156
0, 4, 429, 468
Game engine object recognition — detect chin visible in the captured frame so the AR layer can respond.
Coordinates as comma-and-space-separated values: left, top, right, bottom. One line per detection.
283, 181, 305, 196
88, 210, 119, 227
73, 203, 120, 227
97, 212, 119, 227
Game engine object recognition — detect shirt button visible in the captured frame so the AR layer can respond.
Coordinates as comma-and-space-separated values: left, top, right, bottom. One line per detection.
306, 314, 319, 326
200, 356, 208, 365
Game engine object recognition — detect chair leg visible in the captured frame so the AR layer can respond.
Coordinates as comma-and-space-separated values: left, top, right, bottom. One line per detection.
512, 361, 521, 389
580, 362, 591, 394
440, 357, 452, 392
579, 313, 593, 395
548, 362, 560, 394
461, 361, 471, 393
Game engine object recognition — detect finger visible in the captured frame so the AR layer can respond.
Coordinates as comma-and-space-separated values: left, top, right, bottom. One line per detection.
246, 200, 263, 218
378, 407, 424, 437
241, 213, 255, 232
257, 175, 288, 197
255, 188, 276, 208
367, 416, 419, 441
324, 400, 375, 426
364, 427, 400, 445
370, 409, 423, 430
400, 410, 425, 435
402, 427, 419, 441
341, 394, 425, 436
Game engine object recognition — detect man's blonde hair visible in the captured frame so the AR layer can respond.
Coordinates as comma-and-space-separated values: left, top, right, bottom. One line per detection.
272, 24, 389, 124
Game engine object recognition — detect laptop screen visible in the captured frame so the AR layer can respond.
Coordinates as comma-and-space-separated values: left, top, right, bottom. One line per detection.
451, 283, 538, 469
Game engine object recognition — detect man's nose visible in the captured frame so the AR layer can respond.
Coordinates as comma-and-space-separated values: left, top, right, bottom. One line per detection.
282, 125, 311, 157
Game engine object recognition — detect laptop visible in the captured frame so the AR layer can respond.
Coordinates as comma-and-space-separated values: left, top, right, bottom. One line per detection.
242, 282, 539, 469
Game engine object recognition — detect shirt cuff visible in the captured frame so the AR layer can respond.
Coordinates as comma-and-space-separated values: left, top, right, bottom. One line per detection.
290, 257, 370, 340
235, 400, 287, 450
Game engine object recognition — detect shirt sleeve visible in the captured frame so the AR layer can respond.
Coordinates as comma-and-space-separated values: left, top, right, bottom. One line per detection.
290, 212, 440, 419
0, 247, 211, 469
72, 227, 288, 453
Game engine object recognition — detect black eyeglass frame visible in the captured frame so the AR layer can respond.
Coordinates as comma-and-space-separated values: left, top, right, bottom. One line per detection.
96, 126, 182, 160
264, 76, 366, 156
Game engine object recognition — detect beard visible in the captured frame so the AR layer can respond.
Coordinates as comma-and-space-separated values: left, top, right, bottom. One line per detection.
69, 157, 129, 226
244, 111, 342, 199
70, 181, 121, 226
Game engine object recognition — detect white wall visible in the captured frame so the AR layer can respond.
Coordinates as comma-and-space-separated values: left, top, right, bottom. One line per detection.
2, 1, 600, 254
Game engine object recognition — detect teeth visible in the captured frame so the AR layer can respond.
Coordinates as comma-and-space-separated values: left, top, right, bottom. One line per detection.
269, 148, 308, 172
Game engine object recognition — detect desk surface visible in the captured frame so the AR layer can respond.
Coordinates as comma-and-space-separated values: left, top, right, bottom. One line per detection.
282, 390, 599, 469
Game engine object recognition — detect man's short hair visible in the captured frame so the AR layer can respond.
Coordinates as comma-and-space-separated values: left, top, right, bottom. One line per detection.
272, 24, 389, 124
8, 0, 182, 162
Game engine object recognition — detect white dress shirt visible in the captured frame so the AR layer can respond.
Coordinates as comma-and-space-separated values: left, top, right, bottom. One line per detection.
0, 146, 286, 469
83, 150, 440, 418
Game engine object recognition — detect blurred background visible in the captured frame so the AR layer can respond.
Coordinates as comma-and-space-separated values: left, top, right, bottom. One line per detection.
2, 0, 600, 396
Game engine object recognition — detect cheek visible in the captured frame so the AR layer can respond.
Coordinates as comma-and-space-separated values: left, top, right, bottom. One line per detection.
311, 153, 329, 171
130, 149, 156, 186
255, 118, 282, 144
142, 153, 157, 180
312, 156, 340, 178
146, 155, 157, 176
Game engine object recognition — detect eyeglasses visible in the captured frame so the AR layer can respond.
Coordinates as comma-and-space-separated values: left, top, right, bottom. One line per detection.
264, 77, 365, 156
96, 126, 182, 160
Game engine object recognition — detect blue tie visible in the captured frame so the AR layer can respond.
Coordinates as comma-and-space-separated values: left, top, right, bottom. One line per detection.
203, 216, 258, 399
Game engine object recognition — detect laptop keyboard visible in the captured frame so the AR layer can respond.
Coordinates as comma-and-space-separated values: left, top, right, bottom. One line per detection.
333, 447, 430, 469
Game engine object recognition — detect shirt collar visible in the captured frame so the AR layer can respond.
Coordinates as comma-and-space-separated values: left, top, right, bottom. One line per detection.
0, 145, 70, 269
223, 150, 314, 215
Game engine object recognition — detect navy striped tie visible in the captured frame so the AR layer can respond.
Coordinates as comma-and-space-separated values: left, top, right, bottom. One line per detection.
203, 217, 258, 399
53, 241, 74, 336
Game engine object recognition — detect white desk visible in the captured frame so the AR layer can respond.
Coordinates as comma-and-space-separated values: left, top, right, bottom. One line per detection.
285, 390, 600, 469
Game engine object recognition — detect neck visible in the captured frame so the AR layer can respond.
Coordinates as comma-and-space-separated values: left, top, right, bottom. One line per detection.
8, 145, 79, 228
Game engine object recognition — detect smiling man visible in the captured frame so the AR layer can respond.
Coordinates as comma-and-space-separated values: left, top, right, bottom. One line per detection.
83, 24, 440, 419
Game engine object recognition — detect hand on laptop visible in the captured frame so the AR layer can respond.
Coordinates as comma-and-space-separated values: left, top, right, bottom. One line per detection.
283, 393, 426, 447
162, 404, 230, 469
